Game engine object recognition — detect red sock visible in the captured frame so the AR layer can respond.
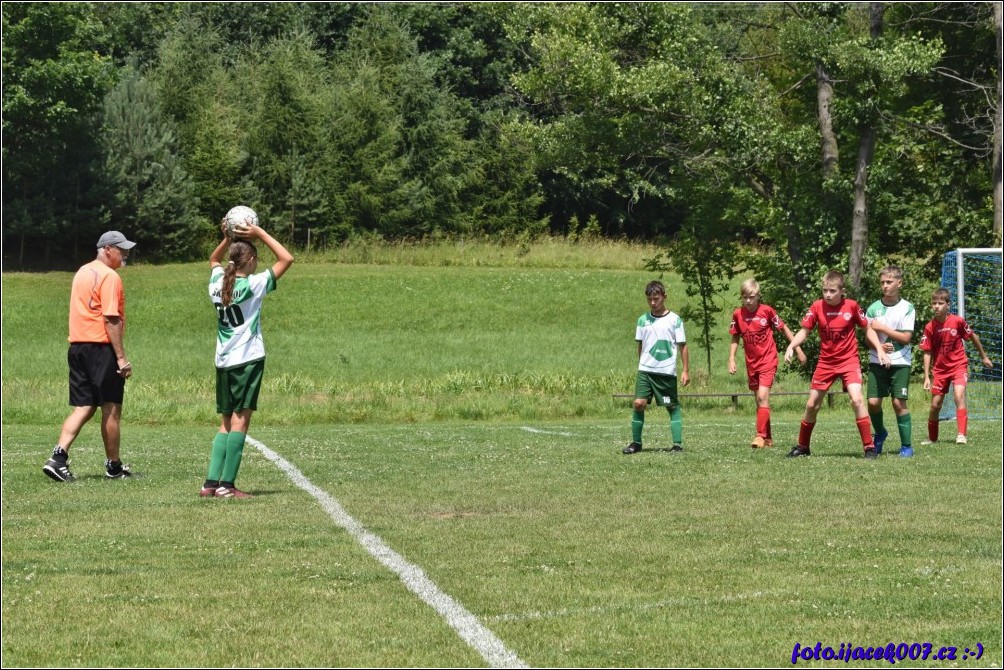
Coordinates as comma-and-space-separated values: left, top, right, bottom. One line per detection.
857, 417, 873, 447
957, 408, 968, 436
928, 420, 939, 442
798, 420, 815, 448
756, 407, 770, 438
766, 418, 773, 440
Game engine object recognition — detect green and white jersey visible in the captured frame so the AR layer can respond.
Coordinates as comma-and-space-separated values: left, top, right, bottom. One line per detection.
866, 297, 914, 366
209, 266, 277, 369
636, 311, 686, 375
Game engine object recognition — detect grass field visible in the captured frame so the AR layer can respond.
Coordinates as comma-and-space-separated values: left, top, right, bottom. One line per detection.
3, 241, 1001, 667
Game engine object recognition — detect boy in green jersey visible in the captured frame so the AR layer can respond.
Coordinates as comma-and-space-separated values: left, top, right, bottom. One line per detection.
865, 266, 915, 457
623, 281, 690, 454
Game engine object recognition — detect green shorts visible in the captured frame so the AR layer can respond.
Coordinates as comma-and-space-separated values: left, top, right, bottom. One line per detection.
867, 363, 910, 400
216, 359, 265, 414
634, 371, 679, 408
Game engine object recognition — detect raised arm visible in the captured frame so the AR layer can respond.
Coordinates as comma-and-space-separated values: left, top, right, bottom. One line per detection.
235, 225, 295, 279
210, 219, 231, 268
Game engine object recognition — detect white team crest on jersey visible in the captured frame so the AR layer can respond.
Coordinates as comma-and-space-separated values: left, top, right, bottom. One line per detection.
950, 329, 958, 336
758, 317, 767, 326
843, 312, 851, 320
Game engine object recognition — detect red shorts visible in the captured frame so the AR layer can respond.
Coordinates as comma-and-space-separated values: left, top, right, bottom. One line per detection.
810, 362, 863, 391
747, 367, 777, 391
930, 371, 968, 396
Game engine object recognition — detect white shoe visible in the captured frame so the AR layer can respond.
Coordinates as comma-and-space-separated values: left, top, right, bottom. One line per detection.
920, 440, 936, 446
956, 434, 968, 444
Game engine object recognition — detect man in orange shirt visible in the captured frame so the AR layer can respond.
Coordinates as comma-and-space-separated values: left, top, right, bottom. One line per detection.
43, 231, 137, 482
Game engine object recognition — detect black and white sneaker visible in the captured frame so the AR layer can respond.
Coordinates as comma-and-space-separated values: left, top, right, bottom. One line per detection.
786, 446, 811, 458
105, 460, 132, 479
622, 442, 642, 455
43, 457, 75, 482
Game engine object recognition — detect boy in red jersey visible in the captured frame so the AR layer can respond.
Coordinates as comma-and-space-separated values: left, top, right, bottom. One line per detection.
784, 271, 890, 458
727, 278, 806, 448
919, 288, 993, 445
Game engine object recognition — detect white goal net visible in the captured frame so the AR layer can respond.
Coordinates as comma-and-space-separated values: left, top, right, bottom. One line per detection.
937, 248, 1002, 421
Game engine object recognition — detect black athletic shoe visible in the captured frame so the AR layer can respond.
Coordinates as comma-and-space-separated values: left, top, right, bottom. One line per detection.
43, 458, 75, 482
622, 442, 642, 455
105, 460, 132, 479
863, 448, 878, 460
786, 446, 811, 458
669, 444, 683, 452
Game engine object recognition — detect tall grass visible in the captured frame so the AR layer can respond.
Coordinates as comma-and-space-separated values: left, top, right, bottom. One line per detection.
3, 241, 821, 427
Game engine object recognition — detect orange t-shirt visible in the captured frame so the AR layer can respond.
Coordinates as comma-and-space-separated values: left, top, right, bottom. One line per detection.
68, 260, 125, 343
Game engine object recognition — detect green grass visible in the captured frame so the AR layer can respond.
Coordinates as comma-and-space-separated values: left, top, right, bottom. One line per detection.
3, 256, 820, 427
3, 240, 1001, 666
3, 419, 1000, 666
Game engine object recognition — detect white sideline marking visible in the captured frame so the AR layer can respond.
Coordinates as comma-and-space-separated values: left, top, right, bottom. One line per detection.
247, 436, 529, 669
520, 426, 574, 437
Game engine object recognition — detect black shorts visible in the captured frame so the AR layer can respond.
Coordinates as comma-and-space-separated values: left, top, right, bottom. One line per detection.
68, 343, 125, 406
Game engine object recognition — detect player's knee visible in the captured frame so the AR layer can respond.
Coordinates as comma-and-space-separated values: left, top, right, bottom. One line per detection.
633, 399, 647, 412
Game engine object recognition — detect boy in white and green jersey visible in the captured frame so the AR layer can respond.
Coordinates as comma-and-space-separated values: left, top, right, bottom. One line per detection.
623, 281, 690, 454
865, 266, 915, 457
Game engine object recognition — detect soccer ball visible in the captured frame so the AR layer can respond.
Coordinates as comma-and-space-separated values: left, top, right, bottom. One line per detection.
224, 205, 259, 236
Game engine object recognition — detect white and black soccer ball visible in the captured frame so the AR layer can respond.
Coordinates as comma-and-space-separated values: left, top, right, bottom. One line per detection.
224, 205, 259, 236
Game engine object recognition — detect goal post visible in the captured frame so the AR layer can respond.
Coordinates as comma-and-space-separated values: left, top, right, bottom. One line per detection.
937, 248, 1002, 421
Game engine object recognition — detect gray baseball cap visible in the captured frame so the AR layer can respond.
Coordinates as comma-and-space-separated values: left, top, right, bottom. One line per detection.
96, 231, 137, 249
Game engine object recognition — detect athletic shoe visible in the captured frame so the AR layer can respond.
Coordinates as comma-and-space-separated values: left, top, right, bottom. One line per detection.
872, 430, 888, 455
899, 446, 914, 458
786, 446, 810, 458
956, 434, 968, 445
764, 438, 774, 448
216, 486, 252, 499
622, 442, 642, 455
199, 487, 217, 498
43, 458, 75, 482
750, 435, 766, 449
669, 444, 683, 452
864, 448, 878, 459
105, 461, 132, 479
920, 439, 936, 446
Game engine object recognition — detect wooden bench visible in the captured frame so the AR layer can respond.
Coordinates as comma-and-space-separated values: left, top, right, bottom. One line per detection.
613, 390, 847, 409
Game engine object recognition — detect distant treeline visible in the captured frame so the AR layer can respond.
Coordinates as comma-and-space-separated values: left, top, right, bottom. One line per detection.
3, 2, 1001, 277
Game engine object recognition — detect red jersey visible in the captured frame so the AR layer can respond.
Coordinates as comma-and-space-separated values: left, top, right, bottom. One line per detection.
800, 298, 868, 368
919, 314, 974, 376
729, 304, 786, 373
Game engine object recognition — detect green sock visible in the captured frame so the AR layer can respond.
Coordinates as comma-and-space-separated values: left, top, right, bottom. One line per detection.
206, 432, 228, 482
631, 409, 645, 444
870, 409, 886, 435
897, 413, 912, 447
221, 431, 247, 484
669, 404, 683, 445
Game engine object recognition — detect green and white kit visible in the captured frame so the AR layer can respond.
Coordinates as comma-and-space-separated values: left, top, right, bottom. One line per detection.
209, 266, 277, 369
866, 297, 914, 367
636, 311, 687, 375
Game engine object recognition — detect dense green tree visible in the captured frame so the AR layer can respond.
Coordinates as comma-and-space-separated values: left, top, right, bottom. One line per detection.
98, 64, 203, 261
2, 2, 114, 266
